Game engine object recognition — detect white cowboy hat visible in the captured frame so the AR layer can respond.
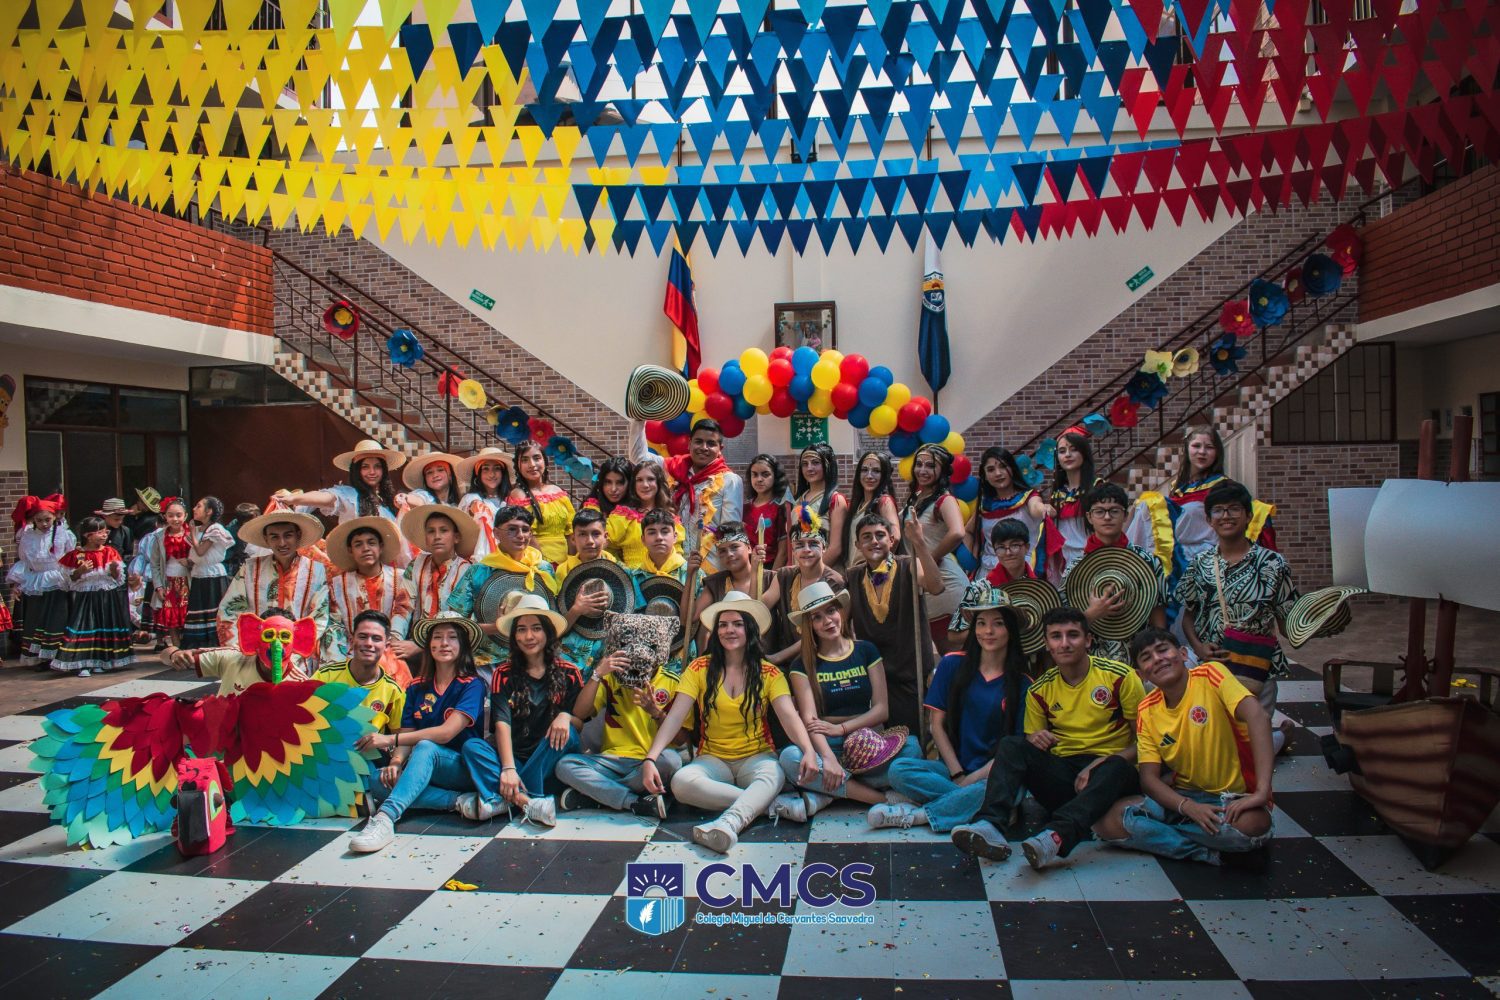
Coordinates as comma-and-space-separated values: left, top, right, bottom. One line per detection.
402, 452, 464, 491
325, 515, 402, 572
457, 447, 515, 486
399, 504, 480, 558
495, 591, 568, 636
699, 589, 773, 634
236, 510, 325, 549
333, 439, 408, 472
788, 580, 851, 625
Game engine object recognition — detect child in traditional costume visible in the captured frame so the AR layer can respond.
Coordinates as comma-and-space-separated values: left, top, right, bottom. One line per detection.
8, 495, 75, 667
54, 516, 133, 675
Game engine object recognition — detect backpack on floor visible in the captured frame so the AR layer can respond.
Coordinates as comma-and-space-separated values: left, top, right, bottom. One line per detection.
171, 755, 235, 857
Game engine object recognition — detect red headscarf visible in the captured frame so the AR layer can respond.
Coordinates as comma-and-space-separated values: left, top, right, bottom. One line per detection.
11, 494, 66, 532
664, 454, 730, 515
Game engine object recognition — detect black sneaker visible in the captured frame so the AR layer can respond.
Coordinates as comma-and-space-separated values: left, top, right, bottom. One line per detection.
631, 793, 669, 820
556, 788, 589, 813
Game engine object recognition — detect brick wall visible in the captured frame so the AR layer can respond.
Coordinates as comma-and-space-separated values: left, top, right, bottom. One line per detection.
0, 167, 273, 335
1359, 165, 1500, 324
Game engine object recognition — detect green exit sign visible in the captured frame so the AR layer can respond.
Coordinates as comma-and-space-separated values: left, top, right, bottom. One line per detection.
469, 289, 495, 310
1126, 266, 1154, 292
790, 414, 828, 450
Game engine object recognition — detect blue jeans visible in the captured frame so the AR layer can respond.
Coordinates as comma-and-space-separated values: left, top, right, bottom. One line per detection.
377, 740, 476, 823
779, 735, 921, 798
1112, 789, 1274, 864
555, 749, 683, 810
887, 757, 985, 832
463, 728, 580, 811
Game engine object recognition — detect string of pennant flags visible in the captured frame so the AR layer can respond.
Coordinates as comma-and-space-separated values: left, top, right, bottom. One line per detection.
0, 0, 1497, 254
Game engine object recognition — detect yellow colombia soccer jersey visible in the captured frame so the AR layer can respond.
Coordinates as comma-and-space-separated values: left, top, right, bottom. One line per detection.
1137, 662, 1258, 796
314, 662, 407, 735
1024, 656, 1144, 757
677, 657, 790, 760
594, 667, 681, 759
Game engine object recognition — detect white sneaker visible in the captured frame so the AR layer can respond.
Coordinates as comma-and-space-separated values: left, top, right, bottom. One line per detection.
866, 802, 926, 829
349, 812, 395, 853
456, 793, 502, 821
768, 793, 809, 824
885, 790, 916, 806
77, 669, 92, 678
1021, 829, 1064, 871
523, 796, 557, 827
951, 820, 1013, 861
691, 818, 739, 854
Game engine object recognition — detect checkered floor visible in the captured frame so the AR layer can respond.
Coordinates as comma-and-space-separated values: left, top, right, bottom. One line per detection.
0, 667, 1496, 1000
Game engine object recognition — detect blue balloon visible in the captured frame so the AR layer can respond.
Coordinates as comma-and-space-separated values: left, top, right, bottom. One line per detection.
952, 476, 980, 502
868, 365, 894, 387
788, 374, 815, 402
733, 395, 756, 420
857, 376, 888, 408
889, 430, 919, 457
919, 413, 951, 445
719, 364, 747, 396
664, 411, 693, 435
847, 403, 873, 429
791, 346, 819, 375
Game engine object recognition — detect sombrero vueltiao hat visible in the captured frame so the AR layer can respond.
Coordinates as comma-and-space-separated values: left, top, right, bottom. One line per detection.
333, 439, 407, 472
625, 365, 691, 421
1286, 585, 1369, 648
637, 575, 688, 654
400, 504, 480, 558
496, 591, 569, 636
1064, 547, 1160, 642
410, 610, 485, 651
96, 498, 128, 516
839, 726, 911, 774
457, 447, 514, 486
559, 559, 636, 639
402, 452, 464, 491
237, 510, 325, 549
135, 487, 162, 513
325, 515, 403, 572
699, 589, 773, 634
997, 578, 1061, 654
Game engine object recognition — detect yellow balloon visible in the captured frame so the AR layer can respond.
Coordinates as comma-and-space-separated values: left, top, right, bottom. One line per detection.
884, 382, 912, 409
808, 389, 835, 418
742, 374, 773, 407
869, 404, 898, 436
756, 403, 772, 415
810, 360, 841, 391
691, 410, 711, 426
958, 497, 976, 523
739, 347, 770, 379
687, 382, 706, 413
897, 454, 915, 480
821, 349, 844, 366
941, 430, 965, 455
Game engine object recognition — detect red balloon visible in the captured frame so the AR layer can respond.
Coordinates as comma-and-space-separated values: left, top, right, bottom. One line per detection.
897, 400, 927, 433
839, 354, 870, 384
770, 345, 794, 361
830, 381, 859, 414
909, 396, 934, 420
668, 433, 691, 456
704, 391, 734, 421
767, 358, 794, 388
719, 414, 745, 438
697, 367, 720, 395
951, 454, 972, 482
769, 388, 797, 418
644, 419, 668, 444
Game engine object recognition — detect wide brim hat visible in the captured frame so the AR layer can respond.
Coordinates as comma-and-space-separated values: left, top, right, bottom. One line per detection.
603, 611, 681, 688
1286, 585, 1369, 648
839, 726, 910, 774
997, 578, 1062, 654
333, 438, 407, 472
96, 498, 128, 516
400, 504, 480, 558
559, 559, 637, 640
958, 580, 1011, 621
325, 515, 403, 572
410, 611, 485, 651
402, 452, 464, 491
134, 487, 162, 513
637, 575, 688, 655
788, 581, 850, 625
625, 364, 691, 421
236, 510, 325, 549
699, 589, 773, 634
473, 569, 553, 625
1064, 547, 1159, 642
496, 591, 569, 636
457, 447, 514, 486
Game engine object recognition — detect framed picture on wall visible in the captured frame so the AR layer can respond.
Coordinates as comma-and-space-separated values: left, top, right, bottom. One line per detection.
774, 301, 836, 354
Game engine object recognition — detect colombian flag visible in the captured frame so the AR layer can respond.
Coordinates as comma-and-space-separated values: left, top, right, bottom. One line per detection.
663, 238, 701, 378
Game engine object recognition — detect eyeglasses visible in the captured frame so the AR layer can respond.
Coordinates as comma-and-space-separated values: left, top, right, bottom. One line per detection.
996, 541, 1028, 553
1089, 506, 1125, 519
1208, 506, 1244, 520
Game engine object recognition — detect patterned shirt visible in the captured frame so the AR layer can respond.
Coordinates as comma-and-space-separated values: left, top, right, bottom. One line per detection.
1176, 545, 1299, 678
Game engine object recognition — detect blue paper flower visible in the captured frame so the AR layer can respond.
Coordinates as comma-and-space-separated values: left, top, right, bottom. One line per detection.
1125, 371, 1168, 409
1248, 278, 1290, 327
1032, 438, 1057, 470
1081, 413, 1111, 436
1302, 253, 1343, 297
386, 328, 423, 367
1209, 333, 1247, 376
1015, 454, 1047, 489
494, 406, 530, 445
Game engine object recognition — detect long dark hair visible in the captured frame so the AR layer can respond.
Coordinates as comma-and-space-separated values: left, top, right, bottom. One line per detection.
424, 460, 463, 506
847, 450, 896, 554
512, 442, 550, 523
701, 611, 771, 736
497, 615, 574, 713
629, 461, 674, 513
196, 495, 224, 525
747, 453, 790, 505
796, 443, 840, 517
902, 445, 953, 520
416, 622, 479, 684
1052, 431, 1096, 496
586, 457, 632, 517
1172, 425, 1226, 492
947, 605, 1028, 748
347, 457, 398, 516
977, 448, 1028, 504
468, 456, 513, 500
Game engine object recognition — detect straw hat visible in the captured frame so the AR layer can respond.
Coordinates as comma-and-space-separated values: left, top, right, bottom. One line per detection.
402, 452, 464, 491
409, 610, 485, 651
839, 726, 911, 774
399, 504, 480, 558
997, 578, 1062, 654
957, 581, 1011, 621
134, 487, 162, 513
699, 589, 773, 634
625, 364, 691, 421
236, 510, 325, 549
325, 515, 402, 572
457, 447, 514, 486
496, 591, 569, 636
1063, 547, 1161, 642
333, 439, 407, 472
1286, 586, 1369, 648
788, 581, 850, 625
96, 498, 128, 516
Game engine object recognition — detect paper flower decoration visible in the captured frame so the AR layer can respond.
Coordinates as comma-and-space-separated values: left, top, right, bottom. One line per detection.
386, 328, 423, 367
1331, 250, 1358, 276
1219, 300, 1255, 338
1081, 413, 1112, 436
483, 405, 502, 427
546, 435, 593, 481
1108, 394, 1141, 428
1172, 347, 1201, 377
1209, 333, 1247, 376
457, 379, 487, 410
1140, 350, 1174, 381
1284, 267, 1306, 304
1302, 253, 1343, 296
1125, 371, 1168, 409
1248, 278, 1290, 328
529, 417, 555, 444
1032, 438, 1058, 470
437, 371, 463, 397
1325, 223, 1362, 263
494, 406, 531, 445
322, 300, 359, 340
